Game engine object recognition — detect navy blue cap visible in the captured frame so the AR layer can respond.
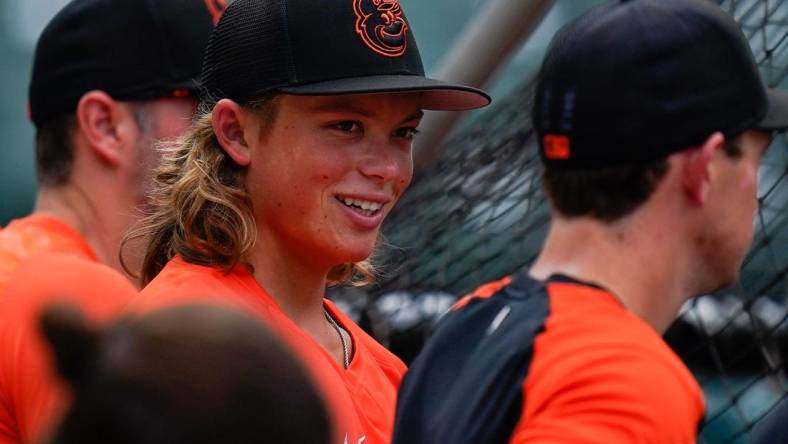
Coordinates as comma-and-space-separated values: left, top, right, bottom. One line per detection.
533, 0, 788, 169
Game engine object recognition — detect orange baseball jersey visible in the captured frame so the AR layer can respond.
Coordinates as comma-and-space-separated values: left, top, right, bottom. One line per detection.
0, 253, 136, 444
0, 215, 97, 290
130, 257, 407, 444
393, 272, 705, 444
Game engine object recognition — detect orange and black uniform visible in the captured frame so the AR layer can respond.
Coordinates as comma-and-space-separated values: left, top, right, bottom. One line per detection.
393, 272, 705, 444
130, 257, 406, 444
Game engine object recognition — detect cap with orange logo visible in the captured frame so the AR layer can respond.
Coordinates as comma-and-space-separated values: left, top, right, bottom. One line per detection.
200, 0, 491, 112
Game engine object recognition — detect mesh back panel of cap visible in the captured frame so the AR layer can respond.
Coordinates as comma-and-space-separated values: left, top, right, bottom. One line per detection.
201, 0, 293, 103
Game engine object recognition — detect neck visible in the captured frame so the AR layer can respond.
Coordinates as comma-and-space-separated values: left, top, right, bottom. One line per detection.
530, 212, 693, 333
246, 230, 330, 329
34, 181, 133, 285
246, 231, 353, 368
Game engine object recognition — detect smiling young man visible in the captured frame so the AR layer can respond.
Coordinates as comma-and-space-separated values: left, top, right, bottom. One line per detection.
392, 1, 788, 443
125, 0, 489, 443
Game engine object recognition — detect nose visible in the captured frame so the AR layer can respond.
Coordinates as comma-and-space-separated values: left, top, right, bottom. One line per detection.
358, 142, 411, 184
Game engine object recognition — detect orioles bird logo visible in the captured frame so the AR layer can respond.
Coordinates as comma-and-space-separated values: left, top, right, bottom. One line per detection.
353, 0, 408, 57
204, 0, 227, 25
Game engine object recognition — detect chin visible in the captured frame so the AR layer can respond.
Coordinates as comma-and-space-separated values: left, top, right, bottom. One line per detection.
320, 246, 375, 271
705, 264, 741, 293
332, 234, 379, 261
343, 246, 376, 264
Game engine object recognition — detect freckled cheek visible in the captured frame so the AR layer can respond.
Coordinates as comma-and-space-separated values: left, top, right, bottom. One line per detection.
394, 156, 414, 195
315, 175, 333, 209
395, 176, 411, 198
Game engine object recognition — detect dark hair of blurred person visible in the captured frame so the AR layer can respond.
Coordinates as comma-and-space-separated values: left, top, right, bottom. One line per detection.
41, 303, 331, 444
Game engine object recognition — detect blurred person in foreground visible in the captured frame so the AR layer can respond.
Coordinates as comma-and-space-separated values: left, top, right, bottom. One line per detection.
41, 303, 331, 444
392, 1, 788, 443
124, 0, 489, 442
0, 0, 224, 287
0, 0, 224, 442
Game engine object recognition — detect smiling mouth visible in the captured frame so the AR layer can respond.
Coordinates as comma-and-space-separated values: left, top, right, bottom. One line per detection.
336, 195, 384, 217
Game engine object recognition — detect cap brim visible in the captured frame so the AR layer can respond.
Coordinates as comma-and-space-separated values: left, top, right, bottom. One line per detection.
278, 75, 491, 111
758, 89, 788, 131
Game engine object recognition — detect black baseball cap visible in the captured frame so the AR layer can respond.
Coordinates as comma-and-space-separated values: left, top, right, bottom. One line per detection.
533, 0, 788, 169
29, 0, 226, 127
200, 0, 491, 111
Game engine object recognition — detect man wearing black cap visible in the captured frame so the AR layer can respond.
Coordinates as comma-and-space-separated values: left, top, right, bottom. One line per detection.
0, 0, 223, 442
392, 1, 788, 443
0, 0, 224, 287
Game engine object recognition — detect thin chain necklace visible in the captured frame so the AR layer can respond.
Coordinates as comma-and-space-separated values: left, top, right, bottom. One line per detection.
324, 308, 350, 369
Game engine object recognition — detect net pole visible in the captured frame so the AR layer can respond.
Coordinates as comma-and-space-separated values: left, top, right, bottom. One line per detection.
413, 0, 555, 174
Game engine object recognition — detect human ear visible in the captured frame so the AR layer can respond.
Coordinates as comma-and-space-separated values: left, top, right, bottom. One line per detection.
76, 91, 127, 166
212, 99, 251, 166
681, 132, 724, 206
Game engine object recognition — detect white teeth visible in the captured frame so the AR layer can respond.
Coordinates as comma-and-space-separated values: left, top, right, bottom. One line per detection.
338, 196, 383, 212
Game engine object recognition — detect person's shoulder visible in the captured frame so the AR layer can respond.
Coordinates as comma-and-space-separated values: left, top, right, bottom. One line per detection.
0, 252, 135, 345
534, 281, 696, 383
539, 282, 685, 366
0, 216, 97, 289
516, 292, 704, 444
131, 258, 248, 314
1, 252, 135, 317
516, 338, 704, 444
0, 215, 94, 255
452, 275, 514, 310
532, 318, 699, 393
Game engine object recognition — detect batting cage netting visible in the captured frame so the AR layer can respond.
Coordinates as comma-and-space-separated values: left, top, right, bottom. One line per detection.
329, 0, 788, 443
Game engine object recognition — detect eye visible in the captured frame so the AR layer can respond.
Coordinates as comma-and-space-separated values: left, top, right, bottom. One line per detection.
330, 121, 362, 134
392, 126, 420, 140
